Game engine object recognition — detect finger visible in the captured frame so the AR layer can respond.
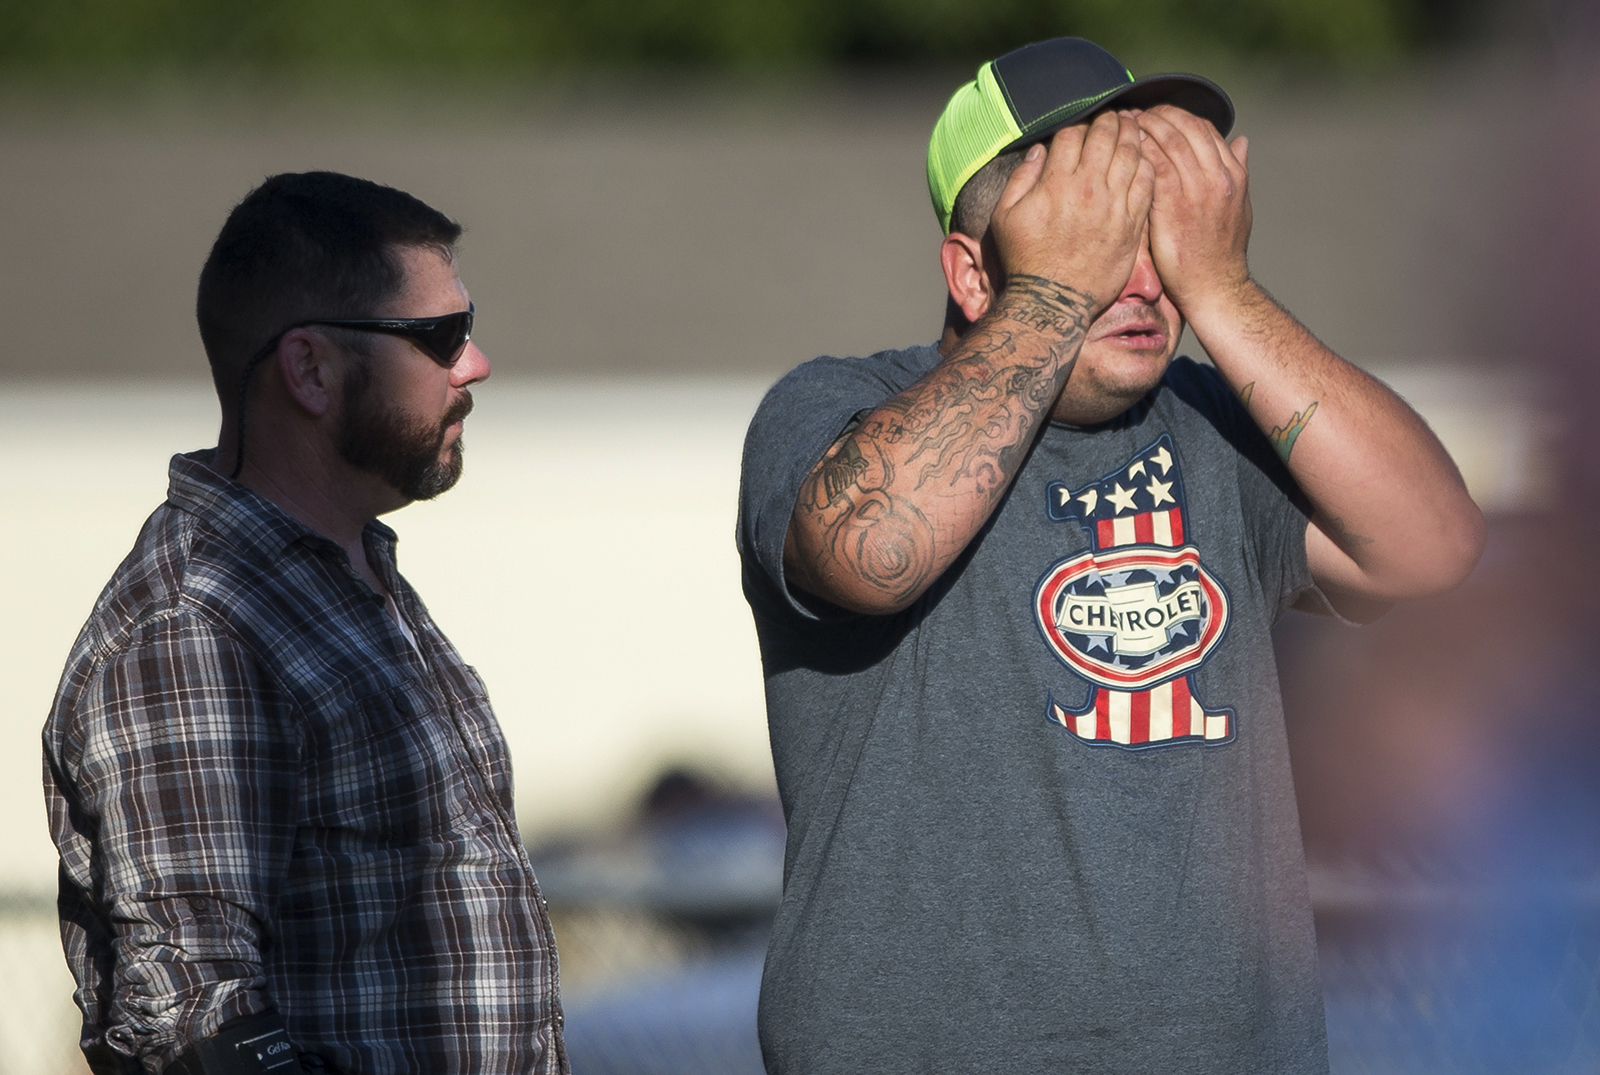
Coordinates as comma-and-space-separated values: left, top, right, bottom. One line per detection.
1128, 152, 1155, 219
1021, 123, 1084, 205
1140, 135, 1179, 192
1155, 104, 1233, 177
1076, 110, 1122, 178
1230, 134, 1249, 168
1105, 113, 1145, 191
995, 141, 1048, 216
1135, 109, 1199, 195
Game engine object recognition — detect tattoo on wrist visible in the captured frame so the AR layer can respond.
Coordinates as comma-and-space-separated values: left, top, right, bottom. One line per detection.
1000, 275, 1096, 338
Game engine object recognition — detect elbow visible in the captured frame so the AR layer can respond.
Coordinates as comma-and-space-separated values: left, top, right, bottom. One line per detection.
784, 523, 935, 617
1422, 497, 1488, 595
1394, 498, 1488, 599
827, 583, 923, 618
789, 560, 930, 618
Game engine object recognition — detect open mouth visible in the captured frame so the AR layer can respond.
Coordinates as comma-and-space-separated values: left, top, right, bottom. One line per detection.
1107, 325, 1165, 345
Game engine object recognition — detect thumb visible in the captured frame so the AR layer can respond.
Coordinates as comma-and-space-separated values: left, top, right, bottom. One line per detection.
995, 142, 1047, 217
1229, 134, 1249, 167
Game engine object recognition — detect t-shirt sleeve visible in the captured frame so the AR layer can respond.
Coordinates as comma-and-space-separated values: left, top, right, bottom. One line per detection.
1168, 359, 1321, 620
735, 350, 927, 620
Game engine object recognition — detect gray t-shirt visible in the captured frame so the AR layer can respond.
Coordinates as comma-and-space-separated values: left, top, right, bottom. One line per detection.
737, 346, 1329, 1075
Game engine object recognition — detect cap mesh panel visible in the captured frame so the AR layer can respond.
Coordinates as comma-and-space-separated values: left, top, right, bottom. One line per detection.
926, 64, 1022, 234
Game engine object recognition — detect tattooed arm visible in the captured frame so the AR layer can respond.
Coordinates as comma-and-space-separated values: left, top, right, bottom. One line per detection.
785, 279, 1095, 612
784, 113, 1154, 615
1138, 105, 1484, 608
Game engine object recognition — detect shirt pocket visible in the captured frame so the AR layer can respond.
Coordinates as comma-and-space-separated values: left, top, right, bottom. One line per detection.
300, 680, 473, 842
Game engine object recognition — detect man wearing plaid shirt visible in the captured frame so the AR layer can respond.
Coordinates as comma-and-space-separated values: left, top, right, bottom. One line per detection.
43, 172, 565, 1075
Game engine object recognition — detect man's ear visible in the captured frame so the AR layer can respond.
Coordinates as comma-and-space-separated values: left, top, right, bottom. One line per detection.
940, 231, 997, 325
273, 328, 337, 419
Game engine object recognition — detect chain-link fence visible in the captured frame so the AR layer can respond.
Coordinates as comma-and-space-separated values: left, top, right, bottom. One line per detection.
1316, 869, 1600, 1075
13, 881, 1600, 1074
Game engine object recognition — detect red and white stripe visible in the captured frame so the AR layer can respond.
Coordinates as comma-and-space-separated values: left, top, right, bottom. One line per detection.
1058, 504, 1231, 747
1095, 508, 1183, 550
1051, 676, 1229, 744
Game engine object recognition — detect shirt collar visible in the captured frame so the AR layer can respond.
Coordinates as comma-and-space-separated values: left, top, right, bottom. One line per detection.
166, 450, 400, 570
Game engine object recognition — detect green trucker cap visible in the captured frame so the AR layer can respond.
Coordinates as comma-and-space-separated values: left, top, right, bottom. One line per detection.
927, 37, 1235, 234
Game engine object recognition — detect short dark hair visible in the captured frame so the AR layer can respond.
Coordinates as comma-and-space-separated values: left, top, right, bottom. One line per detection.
196, 171, 462, 408
949, 147, 1027, 240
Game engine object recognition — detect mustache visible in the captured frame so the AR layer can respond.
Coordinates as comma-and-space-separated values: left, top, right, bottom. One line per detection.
441, 390, 474, 429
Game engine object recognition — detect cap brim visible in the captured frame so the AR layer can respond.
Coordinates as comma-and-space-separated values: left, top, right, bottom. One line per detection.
1001, 72, 1234, 154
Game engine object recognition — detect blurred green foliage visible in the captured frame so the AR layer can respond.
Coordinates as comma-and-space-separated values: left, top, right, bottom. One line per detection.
0, 0, 1464, 74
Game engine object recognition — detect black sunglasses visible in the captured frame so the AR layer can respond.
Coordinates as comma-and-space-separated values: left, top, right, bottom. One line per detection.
300, 302, 475, 368
228, 302, 475, 479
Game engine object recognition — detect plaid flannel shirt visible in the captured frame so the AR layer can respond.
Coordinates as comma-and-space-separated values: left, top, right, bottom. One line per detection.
43, 452, 566, 1075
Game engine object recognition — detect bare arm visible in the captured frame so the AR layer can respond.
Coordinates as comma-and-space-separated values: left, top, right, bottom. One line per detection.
783, 114, 1155, 615
1138, 105, 1486, 612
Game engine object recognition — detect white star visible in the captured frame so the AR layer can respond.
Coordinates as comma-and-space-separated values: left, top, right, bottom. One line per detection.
1149, 446, 1173, 475
1106, 483, 1139, 514
1083, 634, 1112, 653
1100, 571, 1133, 587
1127, 460, 1147, 479
1076, 488, 1099, 515
1145, 476, 1175, 507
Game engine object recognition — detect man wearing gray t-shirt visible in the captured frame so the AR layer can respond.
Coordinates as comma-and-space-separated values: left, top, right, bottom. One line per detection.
738, 36, 1483, 1075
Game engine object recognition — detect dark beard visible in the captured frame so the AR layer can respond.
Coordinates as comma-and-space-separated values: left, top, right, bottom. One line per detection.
337, 360, 473, 501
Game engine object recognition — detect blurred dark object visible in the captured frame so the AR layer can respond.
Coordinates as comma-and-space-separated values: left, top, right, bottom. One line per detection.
1279, 513, 1600, 1071
532, 769, 780, 1074
532, 768, 784, 930
0, 0, 1519, 76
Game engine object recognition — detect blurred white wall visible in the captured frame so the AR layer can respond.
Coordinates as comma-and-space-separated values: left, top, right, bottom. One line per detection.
0, 376, 774, 891
0, 364, 1551, 891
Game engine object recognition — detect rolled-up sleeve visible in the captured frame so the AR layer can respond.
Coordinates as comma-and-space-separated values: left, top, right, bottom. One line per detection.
52, 611, 301, 1072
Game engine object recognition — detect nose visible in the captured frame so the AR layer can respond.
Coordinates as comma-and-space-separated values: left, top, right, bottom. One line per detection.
1117, 242, 1164, 305
452, 341, 490, 387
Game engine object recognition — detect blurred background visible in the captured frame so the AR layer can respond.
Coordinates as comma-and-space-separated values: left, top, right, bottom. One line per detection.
2, 0, 1599, 1072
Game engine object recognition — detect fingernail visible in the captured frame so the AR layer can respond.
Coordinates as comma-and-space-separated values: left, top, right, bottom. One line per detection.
1026, 144, 1044, 162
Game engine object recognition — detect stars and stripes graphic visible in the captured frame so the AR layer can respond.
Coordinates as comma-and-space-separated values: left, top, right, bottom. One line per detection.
1036, 434, 1236, 749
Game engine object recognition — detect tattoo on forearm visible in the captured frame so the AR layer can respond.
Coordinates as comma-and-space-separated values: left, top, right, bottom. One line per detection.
1238, 381, 1319, 462
792, 274, 1097, 605
815, 436, 871, 508
829, 491, 937, 597
1269, 402, 1318, 462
